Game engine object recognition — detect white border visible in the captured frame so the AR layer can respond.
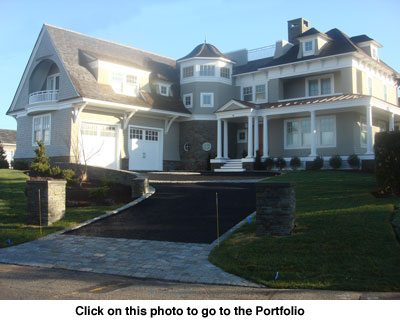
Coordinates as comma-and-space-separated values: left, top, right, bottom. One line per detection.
32, 113, 51, 146
200, 92, 214, 108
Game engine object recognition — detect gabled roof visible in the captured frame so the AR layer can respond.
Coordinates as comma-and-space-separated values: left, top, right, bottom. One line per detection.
44, 25, 189, 114
0, 129, 16, 145
297, 27, 332, 40
350, 35, 374, 43
233, 28, 398, 76
177, 42, 233, 62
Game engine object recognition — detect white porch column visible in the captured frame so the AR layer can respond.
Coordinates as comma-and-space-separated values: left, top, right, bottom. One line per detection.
223, 120, 229, 159
366, 105, 374, 154
217, 119, 223, 159
309, 110, 317, 157
254, 116, 259, 154
389, 112, 395, 131
247, 116, 254, 158
262, 115, 269, 158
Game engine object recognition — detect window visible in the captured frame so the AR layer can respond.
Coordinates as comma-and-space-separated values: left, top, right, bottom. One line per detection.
81, 123, 97, 136
284, 116, 336, 149
367, 77, 373, 96
307, 75, 333, 97
319, 118, 335, 146
383, 84, 387, 101
47, 74, 60, 91
183, 93, 193, 108
200, 65, 215, 76
243, 86, 253, 102
237, 129, 247, 143
110, 72, 138, 95
220, 67, 230, 79
159, 85, 169, 96
183, 66, 194, 78
145, 130, 158, 141
130, 128, 143, 140
360, 117, 367, 146
100, 125, 116, 137
200, 93, 214, 107
32, 114, 51, 145
372, 46, 378, 60
304, 40, 313, 52
255, 85, 266, 101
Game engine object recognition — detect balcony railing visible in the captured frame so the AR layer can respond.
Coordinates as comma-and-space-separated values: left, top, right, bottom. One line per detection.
29, 90, 59, 104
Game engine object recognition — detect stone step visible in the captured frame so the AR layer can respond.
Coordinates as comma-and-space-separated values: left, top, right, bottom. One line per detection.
214, 168, 246, 172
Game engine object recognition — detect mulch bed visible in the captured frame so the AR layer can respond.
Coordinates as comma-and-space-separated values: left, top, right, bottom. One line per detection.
66, 180, 132, 207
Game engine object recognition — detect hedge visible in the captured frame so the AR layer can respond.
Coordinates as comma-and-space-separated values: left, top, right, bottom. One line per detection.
374, 131, 400, 194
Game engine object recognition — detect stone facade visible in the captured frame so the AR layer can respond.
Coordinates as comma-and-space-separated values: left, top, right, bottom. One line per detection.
256, 181, 296, 236
179, 120, 217, 170
26, 180, 67, 226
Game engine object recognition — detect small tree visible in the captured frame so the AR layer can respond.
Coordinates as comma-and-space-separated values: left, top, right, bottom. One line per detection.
311, 156, 324, 170
30, 141, 51, 177
0, 141, 9, 169
329, 155, 342, 170
347, 154, 360, 169
264, 157, 275, 170
275, 157, 287, 170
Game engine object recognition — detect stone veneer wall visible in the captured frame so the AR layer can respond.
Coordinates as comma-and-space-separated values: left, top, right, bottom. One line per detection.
256, 181, 296, 236
26, 180, 67, 226
179, 120, 217, 170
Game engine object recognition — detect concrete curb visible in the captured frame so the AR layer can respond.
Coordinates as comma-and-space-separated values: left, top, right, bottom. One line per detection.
150, 179, 264, 184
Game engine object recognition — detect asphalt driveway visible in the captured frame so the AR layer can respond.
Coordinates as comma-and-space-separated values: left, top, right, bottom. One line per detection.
67, 183, 256, 244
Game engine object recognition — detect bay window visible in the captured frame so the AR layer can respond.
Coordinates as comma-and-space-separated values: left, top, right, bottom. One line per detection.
32, 114, 51, 145
200, 65, 215, 76
183, 66, 194, 78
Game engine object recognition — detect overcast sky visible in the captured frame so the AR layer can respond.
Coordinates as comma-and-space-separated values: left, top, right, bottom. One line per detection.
1, 0, 399, 130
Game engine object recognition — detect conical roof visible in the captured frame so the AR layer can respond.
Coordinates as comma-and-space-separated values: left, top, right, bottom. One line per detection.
177, 42, 232, 62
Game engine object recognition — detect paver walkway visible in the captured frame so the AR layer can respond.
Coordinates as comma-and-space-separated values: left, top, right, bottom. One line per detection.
0, 233, 255, 286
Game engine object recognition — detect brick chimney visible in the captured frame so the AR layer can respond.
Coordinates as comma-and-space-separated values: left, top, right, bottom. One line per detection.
288, 18, 310, 45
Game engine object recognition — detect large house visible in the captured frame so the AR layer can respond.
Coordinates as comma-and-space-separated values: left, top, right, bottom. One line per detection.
6, 18, 400, 171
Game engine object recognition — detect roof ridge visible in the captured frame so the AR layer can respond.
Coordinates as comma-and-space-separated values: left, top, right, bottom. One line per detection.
44, 24, 176, 63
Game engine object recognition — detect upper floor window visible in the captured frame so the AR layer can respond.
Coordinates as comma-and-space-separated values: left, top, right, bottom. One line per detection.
200, 92, 214, 107
32, 114, 51, 146
304, 41, 313, 52
371, 46, 378, 60
255, 85, 266, 101
200, 65, 215, 76
159, 85, 169, 96
183, 93, 193, 108
383, 84, 388, 101
47, 74, 60, 91
183, 66, 194, 78
220, 67, 230, 79
306, 75, 333, 97
243, 86, 253, 102
110, 72, 138, 95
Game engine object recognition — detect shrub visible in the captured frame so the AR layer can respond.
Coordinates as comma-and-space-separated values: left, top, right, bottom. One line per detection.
290, 157, 301, 170
13, 160, 29, 170
49, 166, 62, 178
0, 142, 9, 169
62, 169, 75, 183
88, 186, 110, 202
264, 157, 275, 170
329, 155, 342, 169
311, 156, 324, 170
347, 154, 360, 169
30, 141, 51, 177
275, 157, 286, 170
375, 131, 400, 194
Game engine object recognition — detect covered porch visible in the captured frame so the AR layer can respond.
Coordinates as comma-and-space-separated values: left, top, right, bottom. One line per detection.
211, 95, 400, 171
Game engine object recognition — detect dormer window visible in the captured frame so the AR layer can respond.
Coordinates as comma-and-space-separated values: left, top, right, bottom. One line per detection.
303, 40, 314, 56
371, 45, 379, 60
110, 72, 138, 96
47, 74, 60, 91
159, 85, 169, 96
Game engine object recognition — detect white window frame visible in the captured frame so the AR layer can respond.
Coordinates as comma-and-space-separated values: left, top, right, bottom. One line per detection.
200, 92, 214, 108
242, 86, 253, 102
109, 72, 139, 96
199, 64, 215, 77
220, 67, 230, 79
303, 40, 314, 56
371, 45, 379, 60
183, 93, 193, 108
255, 84, 267, 102
284, 115, 336, 149
159, 84, 169, 96
383, 84, 387, 101
237, 129, 247, 143
305, 74, 334, 97
47, 73, 60, 91
360, 116, 367, 147
32, 113, 51, 146
367, 77, 373, 96
182, 66, 194, 78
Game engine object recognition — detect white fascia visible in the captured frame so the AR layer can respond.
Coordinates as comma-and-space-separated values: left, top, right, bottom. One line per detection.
177, 56, 235, 65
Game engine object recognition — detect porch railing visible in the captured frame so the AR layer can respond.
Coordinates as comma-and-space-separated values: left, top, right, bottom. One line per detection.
28, 90, 59, 104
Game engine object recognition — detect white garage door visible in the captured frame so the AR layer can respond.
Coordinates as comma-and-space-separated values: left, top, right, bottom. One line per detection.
129, 126, 162, 171
80, 122, 118, 169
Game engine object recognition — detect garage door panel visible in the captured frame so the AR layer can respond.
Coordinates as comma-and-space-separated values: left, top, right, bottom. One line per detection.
129, 126, 162, 171
80, 123, 118, 169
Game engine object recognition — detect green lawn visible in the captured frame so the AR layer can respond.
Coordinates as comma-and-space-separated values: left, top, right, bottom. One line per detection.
0, 169, 121, 248
209, 170, 400, 292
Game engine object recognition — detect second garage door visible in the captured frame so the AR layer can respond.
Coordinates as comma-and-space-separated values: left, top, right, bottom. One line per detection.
129, 126, 163, 171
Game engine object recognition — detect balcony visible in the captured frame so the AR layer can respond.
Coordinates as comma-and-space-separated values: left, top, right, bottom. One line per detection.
29, 90, 59, 104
